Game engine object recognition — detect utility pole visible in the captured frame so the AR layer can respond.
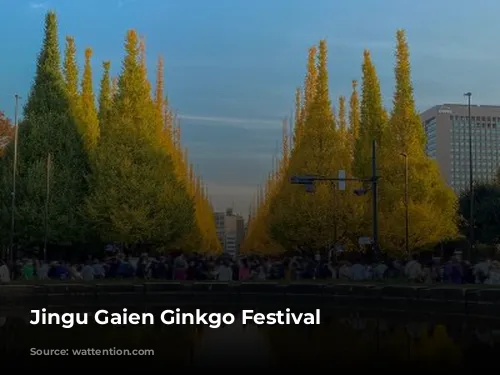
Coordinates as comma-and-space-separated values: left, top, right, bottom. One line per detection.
464, 92, 474, 259
9, 94, 20, 262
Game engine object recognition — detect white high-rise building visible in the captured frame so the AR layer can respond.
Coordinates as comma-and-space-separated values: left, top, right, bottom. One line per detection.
421, 104, 500, 193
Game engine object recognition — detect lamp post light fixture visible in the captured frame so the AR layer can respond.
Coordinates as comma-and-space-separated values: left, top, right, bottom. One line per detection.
464, 92, 474, 259
291, 140, 380, 259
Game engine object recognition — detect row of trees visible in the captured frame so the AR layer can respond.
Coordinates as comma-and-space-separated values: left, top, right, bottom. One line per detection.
0, 12, 221, 254
458, 182, 500, 250
242, 31, 458, 256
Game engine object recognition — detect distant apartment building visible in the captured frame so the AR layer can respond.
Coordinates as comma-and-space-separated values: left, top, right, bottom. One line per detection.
420, 104, 500, 193
213, 208, 245, 256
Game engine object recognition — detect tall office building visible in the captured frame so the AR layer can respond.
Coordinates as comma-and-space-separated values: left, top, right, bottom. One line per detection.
420, 104, 500, 193
213, 208, 245, 255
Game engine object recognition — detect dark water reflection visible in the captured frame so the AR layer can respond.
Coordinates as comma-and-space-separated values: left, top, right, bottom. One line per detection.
1, 306, 500, 370
265, 312, 500, 369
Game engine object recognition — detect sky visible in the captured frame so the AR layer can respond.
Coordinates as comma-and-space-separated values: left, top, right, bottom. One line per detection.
1, 0, 500, 217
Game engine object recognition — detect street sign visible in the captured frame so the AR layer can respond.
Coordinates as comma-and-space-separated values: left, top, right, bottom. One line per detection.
358, 237, 372, 245
338, 169, 346, 191
291, 175, 315, 185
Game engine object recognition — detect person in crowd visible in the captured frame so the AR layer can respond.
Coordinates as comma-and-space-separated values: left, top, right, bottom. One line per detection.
216, 259, 233, 281
289, 257, 301, 280
327, 261, 338, 279
37, 261, 49, 280
431, 258, 442, 283
0, 260, 10, 283
486, 260, 500, 285
350, 257, 367, 281
13, 259, 23, 280
93, 259, 106, 279
135, 254, 149, 279
22, 258, 34, 280
238, 258, 250, 281
474, 257, 491, 284
33, 257, 40, 278
149, 256, 165, 279
81, 260, 94, 282
107, 257, 121, 278
421, 261, 433, 284
405, 254, 422, 282
173, 253, 187, 280
186, 260, 197, 280
338, 261, 351, 280
373, 262, 388, 281
449, 256, 464, 284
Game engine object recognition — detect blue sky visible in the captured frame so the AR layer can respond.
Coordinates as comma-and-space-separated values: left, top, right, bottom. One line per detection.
1, 0, 500, 216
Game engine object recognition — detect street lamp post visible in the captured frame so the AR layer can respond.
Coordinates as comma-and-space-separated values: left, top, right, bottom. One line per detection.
371, 140, 379, 259
400, 152, 409, 258
464, 92, 474, 259
9, 94, 20, 262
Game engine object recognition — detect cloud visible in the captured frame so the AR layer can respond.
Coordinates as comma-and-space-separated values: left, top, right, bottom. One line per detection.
29, 2, 47, 9
178, 114, 282, 130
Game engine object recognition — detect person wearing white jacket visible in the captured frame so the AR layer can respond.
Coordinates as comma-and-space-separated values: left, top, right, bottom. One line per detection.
0, 260, 10, 283
405, 255, 423, 282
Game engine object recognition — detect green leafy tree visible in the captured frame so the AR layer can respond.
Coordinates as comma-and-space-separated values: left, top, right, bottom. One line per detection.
80, 48, 99, 151
459, 184, 500, 246
353, 50, 387, 179
380, 30, 457, 254
348, 80, 360, 162
292, 88, 302, 148
269, 40, 337, 250
86, 30, 195, 247
294, 47, 317, 148
337, 96, 349, 170
333, 95, 363, 249
349, 50, 388, 246
62, 36, 80, 116
98, 61, 112, 126
0, 11, 88, 248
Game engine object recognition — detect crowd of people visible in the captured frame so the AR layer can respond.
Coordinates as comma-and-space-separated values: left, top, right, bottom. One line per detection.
1, 250, 500, 285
